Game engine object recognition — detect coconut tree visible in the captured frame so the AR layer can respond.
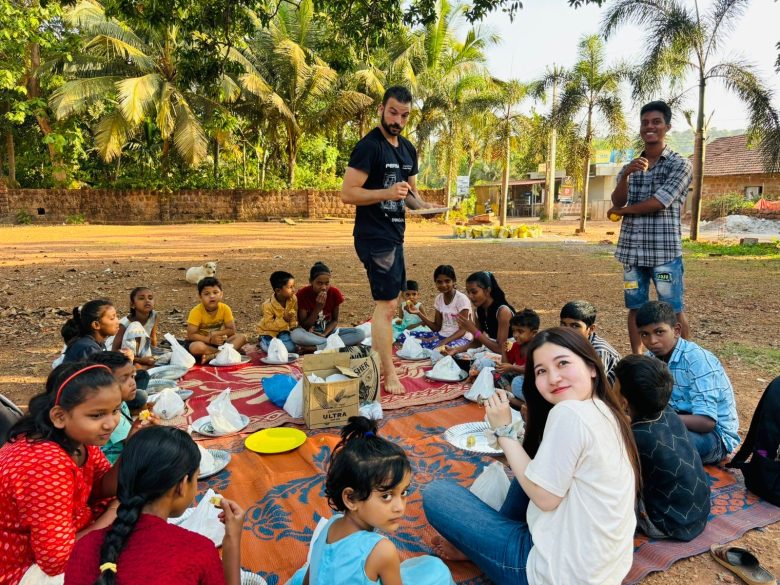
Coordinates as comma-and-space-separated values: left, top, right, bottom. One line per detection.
602, 0, 780, 240
49, 1, 211, 166
555, 35, 629, 233
226, 0, 372, 186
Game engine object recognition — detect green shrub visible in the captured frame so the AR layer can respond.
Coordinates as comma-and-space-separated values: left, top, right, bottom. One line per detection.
65, 213, 86, 225
701, 193, 754, 220
14, 210, 32, 225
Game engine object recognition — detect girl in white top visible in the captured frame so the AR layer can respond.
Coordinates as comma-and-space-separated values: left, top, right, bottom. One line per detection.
110, 287, 158, 367
407, 265, 472, 350
423, 327, 640, 585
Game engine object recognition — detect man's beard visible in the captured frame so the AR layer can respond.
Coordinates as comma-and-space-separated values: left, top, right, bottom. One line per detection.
381, 113, 403, 136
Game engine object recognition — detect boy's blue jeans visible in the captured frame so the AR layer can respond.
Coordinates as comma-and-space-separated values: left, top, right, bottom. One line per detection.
688, 429, 727, 464
259, 332, 296, 353
423, 478, 533, 585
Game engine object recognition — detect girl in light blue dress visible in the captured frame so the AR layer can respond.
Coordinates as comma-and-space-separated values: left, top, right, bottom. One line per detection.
287, 416, 454, 585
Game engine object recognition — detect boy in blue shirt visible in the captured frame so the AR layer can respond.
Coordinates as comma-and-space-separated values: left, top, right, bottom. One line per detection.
614, 355, 710, 540
636, 301, 740, 464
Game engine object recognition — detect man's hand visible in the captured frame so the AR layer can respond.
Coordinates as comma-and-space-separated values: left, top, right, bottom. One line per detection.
386, 181, 410, 201
624, 157, 649, 176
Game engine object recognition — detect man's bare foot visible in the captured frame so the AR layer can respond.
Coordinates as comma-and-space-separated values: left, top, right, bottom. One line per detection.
383, 375, 406, 395
431, 535, 468, 561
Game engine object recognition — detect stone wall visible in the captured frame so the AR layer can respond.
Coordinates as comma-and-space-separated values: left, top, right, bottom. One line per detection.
0, 186, 447, 224
702, 173, 780, 200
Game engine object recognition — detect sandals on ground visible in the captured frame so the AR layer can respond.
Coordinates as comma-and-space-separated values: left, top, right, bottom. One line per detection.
710, 544, 775, 585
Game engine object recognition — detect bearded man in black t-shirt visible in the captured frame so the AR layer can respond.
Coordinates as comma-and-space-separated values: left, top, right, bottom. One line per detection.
341, 86, 437, 395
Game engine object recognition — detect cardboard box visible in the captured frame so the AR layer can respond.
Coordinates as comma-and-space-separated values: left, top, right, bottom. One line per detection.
339, 345, 381, 403
302, 353, 360, 429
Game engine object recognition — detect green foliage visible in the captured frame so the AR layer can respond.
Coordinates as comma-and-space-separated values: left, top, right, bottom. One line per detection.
720, 342, 780, 377
65, 213, 87, 224
701, 193, 755, 220
682, 240, 780, 258
14, 210, 32, 225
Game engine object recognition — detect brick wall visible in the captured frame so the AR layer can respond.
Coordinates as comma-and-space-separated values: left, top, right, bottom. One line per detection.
702, 174, 780, 200
0, 188, 447, 224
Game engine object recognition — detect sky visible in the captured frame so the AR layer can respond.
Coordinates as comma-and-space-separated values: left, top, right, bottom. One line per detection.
478, 0, 780, 132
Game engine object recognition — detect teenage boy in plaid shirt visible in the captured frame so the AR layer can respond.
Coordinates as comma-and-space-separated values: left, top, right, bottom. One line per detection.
609, 101, 693, 354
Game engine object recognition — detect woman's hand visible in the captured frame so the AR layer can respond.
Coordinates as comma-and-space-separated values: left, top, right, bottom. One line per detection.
484, 389, 512, 429
315, 290, 327, 308
456, 314, 478, 335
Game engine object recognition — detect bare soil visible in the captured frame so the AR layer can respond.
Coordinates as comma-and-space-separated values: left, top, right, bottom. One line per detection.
1, 219, 778, 584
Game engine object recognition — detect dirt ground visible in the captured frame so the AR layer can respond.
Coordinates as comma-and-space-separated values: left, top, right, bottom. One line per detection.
1, 219, 778, 584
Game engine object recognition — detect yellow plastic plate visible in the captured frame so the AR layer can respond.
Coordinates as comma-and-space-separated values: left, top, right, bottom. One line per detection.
244, 428, 307, 454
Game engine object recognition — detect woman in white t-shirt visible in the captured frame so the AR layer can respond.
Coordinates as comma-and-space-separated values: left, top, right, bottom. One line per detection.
406, 265, 472, 350
423, 327, 640, 585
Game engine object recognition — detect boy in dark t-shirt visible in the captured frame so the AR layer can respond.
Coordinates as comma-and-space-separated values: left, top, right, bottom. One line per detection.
341, 86, 438, 396
614, 355, 710, 541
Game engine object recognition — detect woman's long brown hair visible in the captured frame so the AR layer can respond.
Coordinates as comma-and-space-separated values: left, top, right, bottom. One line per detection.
521, 327, 641, 493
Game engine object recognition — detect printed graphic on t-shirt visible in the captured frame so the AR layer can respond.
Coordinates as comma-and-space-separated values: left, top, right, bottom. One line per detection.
314, 310, 327, 333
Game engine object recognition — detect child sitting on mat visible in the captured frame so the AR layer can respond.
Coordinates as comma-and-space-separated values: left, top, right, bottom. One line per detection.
614, 355, 710, 541
291, 261, 365, 351
392, 280, 425, 341
185, 277, 247, 364
405, 265, 472, 350
63, 300, 121, 364
65, 426, 246, 585
110, 286, 159, 368
257, 271, 298, 353
288, 416, 454, 585
559, 300, 621, 386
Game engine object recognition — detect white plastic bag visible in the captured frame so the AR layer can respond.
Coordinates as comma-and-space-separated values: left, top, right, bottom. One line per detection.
430, 355, 463, 381
211, 343, 242, 366
198, 444, 215, 475
152, 387, 185, 419
324, 332, 345, 351
398, 336, 425, 359
18, 565, 63, 585
267, 336, 289, 362
283, 378, 304, 418
169, 488, 225, 546
359, 400, 383, 420
164, 332, 196, 369
464, 367, 497, 402
469, 461, 510, 511
426, 347, 445, 364
207, 388, 245, 434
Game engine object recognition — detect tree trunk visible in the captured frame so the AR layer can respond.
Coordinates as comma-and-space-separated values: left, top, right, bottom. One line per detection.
242, 142, 247, 188
213, 139, 220, 185
544, 75, 559, 221
500, 132, 510, 227
6, 129, 16, 187
27, 42, 67, 185
579, 107, 593, 233
690, 78, 707, 241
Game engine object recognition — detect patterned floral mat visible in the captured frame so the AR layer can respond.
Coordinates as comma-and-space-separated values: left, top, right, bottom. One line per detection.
194, 399, 780, 585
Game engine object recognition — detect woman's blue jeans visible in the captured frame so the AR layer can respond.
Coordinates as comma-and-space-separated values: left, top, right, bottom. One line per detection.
423, 478, 533, 585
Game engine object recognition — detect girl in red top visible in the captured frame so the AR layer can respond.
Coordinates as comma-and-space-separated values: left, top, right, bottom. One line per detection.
0, 363, 122, 585
64, 426, 246, 585
290, 261, 366, 351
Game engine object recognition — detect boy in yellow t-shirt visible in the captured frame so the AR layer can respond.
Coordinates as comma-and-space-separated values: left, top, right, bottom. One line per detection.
257, 270, 298, 353
185, 277, 247, 363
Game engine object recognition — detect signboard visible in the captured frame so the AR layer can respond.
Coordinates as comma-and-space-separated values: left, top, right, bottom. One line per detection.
593, 148, 636, 165
456, 175, 470, 197
594, 150, 612, 164
559, 177, 574, 203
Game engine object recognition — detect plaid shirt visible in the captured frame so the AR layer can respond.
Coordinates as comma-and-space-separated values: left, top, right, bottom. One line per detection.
647, 338, 741, 454
589, 332, 621, 386
615, 146, 692, 267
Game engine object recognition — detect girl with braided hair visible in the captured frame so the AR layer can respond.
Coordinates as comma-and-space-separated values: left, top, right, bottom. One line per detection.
64, 426, 245, 585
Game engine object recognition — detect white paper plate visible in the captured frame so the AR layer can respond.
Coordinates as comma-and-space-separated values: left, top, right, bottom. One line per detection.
148, 364, 190, 380
199, 449, 231, 479
146, 378, 178, 390
444, 421, 502, 455
210, 355, 251, 367
192, 415, 250, 437
147, 388, 193, 403
426, 369, 468, 382
241, 571, 268, 585
408, 206, 450, 215
260, 353, 299, 365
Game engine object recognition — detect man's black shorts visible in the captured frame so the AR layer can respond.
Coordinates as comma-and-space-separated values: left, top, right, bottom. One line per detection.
354, 239, 406, 302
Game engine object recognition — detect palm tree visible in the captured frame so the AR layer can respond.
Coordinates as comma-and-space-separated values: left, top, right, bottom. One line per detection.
556, 35, 628, 233
602, 0, 780, 240
49, 1, 209, 166
533, 65, 569, 221
226, 0, 372, 186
